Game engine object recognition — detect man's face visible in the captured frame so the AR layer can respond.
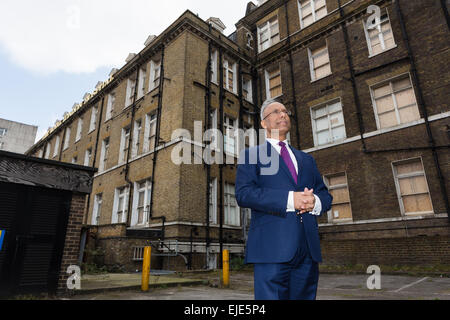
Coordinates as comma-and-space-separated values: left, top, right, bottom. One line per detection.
261, 102, 291, 139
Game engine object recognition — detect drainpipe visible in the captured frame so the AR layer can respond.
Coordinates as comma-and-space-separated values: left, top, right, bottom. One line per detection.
393, 0, 449, 221
283, 0, 301, 149
148, 45, 167, 241
337, 0, 367, 152
441, 0, 450, 30
205, 38, 212, 268
218, 47, 224, 268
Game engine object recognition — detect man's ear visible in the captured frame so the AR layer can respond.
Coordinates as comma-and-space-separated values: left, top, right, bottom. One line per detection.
260, 120, 266, 129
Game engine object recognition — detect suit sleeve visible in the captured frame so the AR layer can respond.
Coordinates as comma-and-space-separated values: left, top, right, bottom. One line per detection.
310, 155, 333, 216
235, 149, 290, 214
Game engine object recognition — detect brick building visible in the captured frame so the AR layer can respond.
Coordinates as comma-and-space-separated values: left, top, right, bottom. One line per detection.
27, 0, 449, 271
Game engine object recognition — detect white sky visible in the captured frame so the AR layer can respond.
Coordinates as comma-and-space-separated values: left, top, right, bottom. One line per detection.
0, 0, 249, 74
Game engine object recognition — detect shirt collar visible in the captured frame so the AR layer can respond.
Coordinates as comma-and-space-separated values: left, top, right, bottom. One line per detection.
266, 138, 290, 150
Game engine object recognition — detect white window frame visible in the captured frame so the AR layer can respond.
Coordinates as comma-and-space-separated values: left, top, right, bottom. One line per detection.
363, 9, 397, 58
211, 50, 218, 84
265, 66, 282, 99
298, 0, 328, 29
99, 138, 109, 172
131, 119, 142, 158
137, 66, 147, 99
308, 45, 331, 82
224, 183, 240, 226
44, 142, 51, 159
131, 179, 152, 226
223, 59, 237, 94
105, 93, 115, 122
209, 178, 217, 224
369, 73, 420, 130
242, 78, 253, 103
92, 193, 102, 225
119, 126, 131, 164
53, 135, 60, 158
126, 78, 136, 107
89, 106, 98, 133
143, 113, 157, 153
149, 60, 161, 92
84, 148, 92, 166
112, 186, 129, 224
310, 98, 346, 146
257, 16, 280, 52
75, 117, 83, 142
391, 157, 434, 216
224, 115, 238, 156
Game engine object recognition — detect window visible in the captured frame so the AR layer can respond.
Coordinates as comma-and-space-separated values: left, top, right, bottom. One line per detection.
308, 45, 331, 81
131, 119, 142, 158
44, 142, 51, 159
223, 59, 237, 93
89, 106, 98, 132
0, 128, 7, 136
298, 0, 327, 29
224, 183, 240, 226
371, 75, 420, 129
126, 78, 136, 107
119, 127, 131, 164
105, 93, 115, 121
131, 179, 152, 226
71, 156, 78, 164
149, 60, 161, 91
84, 148, 92, 166
324, 173, 352, 222
137, 66, 147, 99
75, 117, 83, 142
38, 149, 44, 158
257, 16, 280, 52
311, 99, 346, 146
364, 11, 396, 57
265, 67, 282, 99
392, 158, 433, 215
113, 186, 129, 224
209, 178, 217, 224
53, 135, 60, 157
63, 127, 71, 150
143, 114, 157, 152
209, 108, 218, 149
92, 193, 102, 225
243, 78, 253, 103
99, 138, 109, 172
224, 116, 237, 155
210, 50, 218, 84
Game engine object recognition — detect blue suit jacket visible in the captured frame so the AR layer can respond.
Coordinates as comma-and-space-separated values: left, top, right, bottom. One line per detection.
235, 141, 332, 264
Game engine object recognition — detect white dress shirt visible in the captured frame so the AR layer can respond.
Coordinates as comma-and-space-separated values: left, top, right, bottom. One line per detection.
266, 138, 322, 216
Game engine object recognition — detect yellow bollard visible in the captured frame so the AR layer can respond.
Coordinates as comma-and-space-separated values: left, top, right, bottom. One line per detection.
141, 246, 151, 292
222, 249, 230, 288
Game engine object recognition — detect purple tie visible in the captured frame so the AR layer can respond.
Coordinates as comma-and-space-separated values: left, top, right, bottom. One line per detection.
278, 141, 297, 184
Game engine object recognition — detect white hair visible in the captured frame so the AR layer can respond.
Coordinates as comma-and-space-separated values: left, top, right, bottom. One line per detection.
260, 98, 283, 119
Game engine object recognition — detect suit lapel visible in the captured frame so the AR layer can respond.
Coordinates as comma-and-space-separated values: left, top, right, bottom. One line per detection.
292, 146, 303, 185
265, 141, 298, 186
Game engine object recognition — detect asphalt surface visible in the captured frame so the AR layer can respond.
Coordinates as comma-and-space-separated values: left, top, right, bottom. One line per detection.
64, 270, 450, 300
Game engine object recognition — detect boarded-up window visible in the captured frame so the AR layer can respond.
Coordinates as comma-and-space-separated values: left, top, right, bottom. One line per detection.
257, 16, 280, 52
311, 99, 346, 146
265, 67, 282, 98
299, 0, 327, 29
371, 75, 420, 129
309, 45, 331, 81
392, 158, 433, 215
324, 172, 352, 222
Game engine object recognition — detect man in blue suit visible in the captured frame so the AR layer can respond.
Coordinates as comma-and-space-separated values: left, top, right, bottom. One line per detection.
235, 98, 332, 300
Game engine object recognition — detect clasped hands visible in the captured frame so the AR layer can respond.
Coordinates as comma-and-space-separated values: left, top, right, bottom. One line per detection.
294, 187, 315, 214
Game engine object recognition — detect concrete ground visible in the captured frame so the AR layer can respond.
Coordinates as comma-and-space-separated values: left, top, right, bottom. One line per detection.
64, 270, 450, 300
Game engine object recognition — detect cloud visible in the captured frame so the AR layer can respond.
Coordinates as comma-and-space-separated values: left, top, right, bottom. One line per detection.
0, 0, 246, 74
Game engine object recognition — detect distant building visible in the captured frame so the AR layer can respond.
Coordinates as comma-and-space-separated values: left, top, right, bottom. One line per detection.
0, 118, 37, 154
